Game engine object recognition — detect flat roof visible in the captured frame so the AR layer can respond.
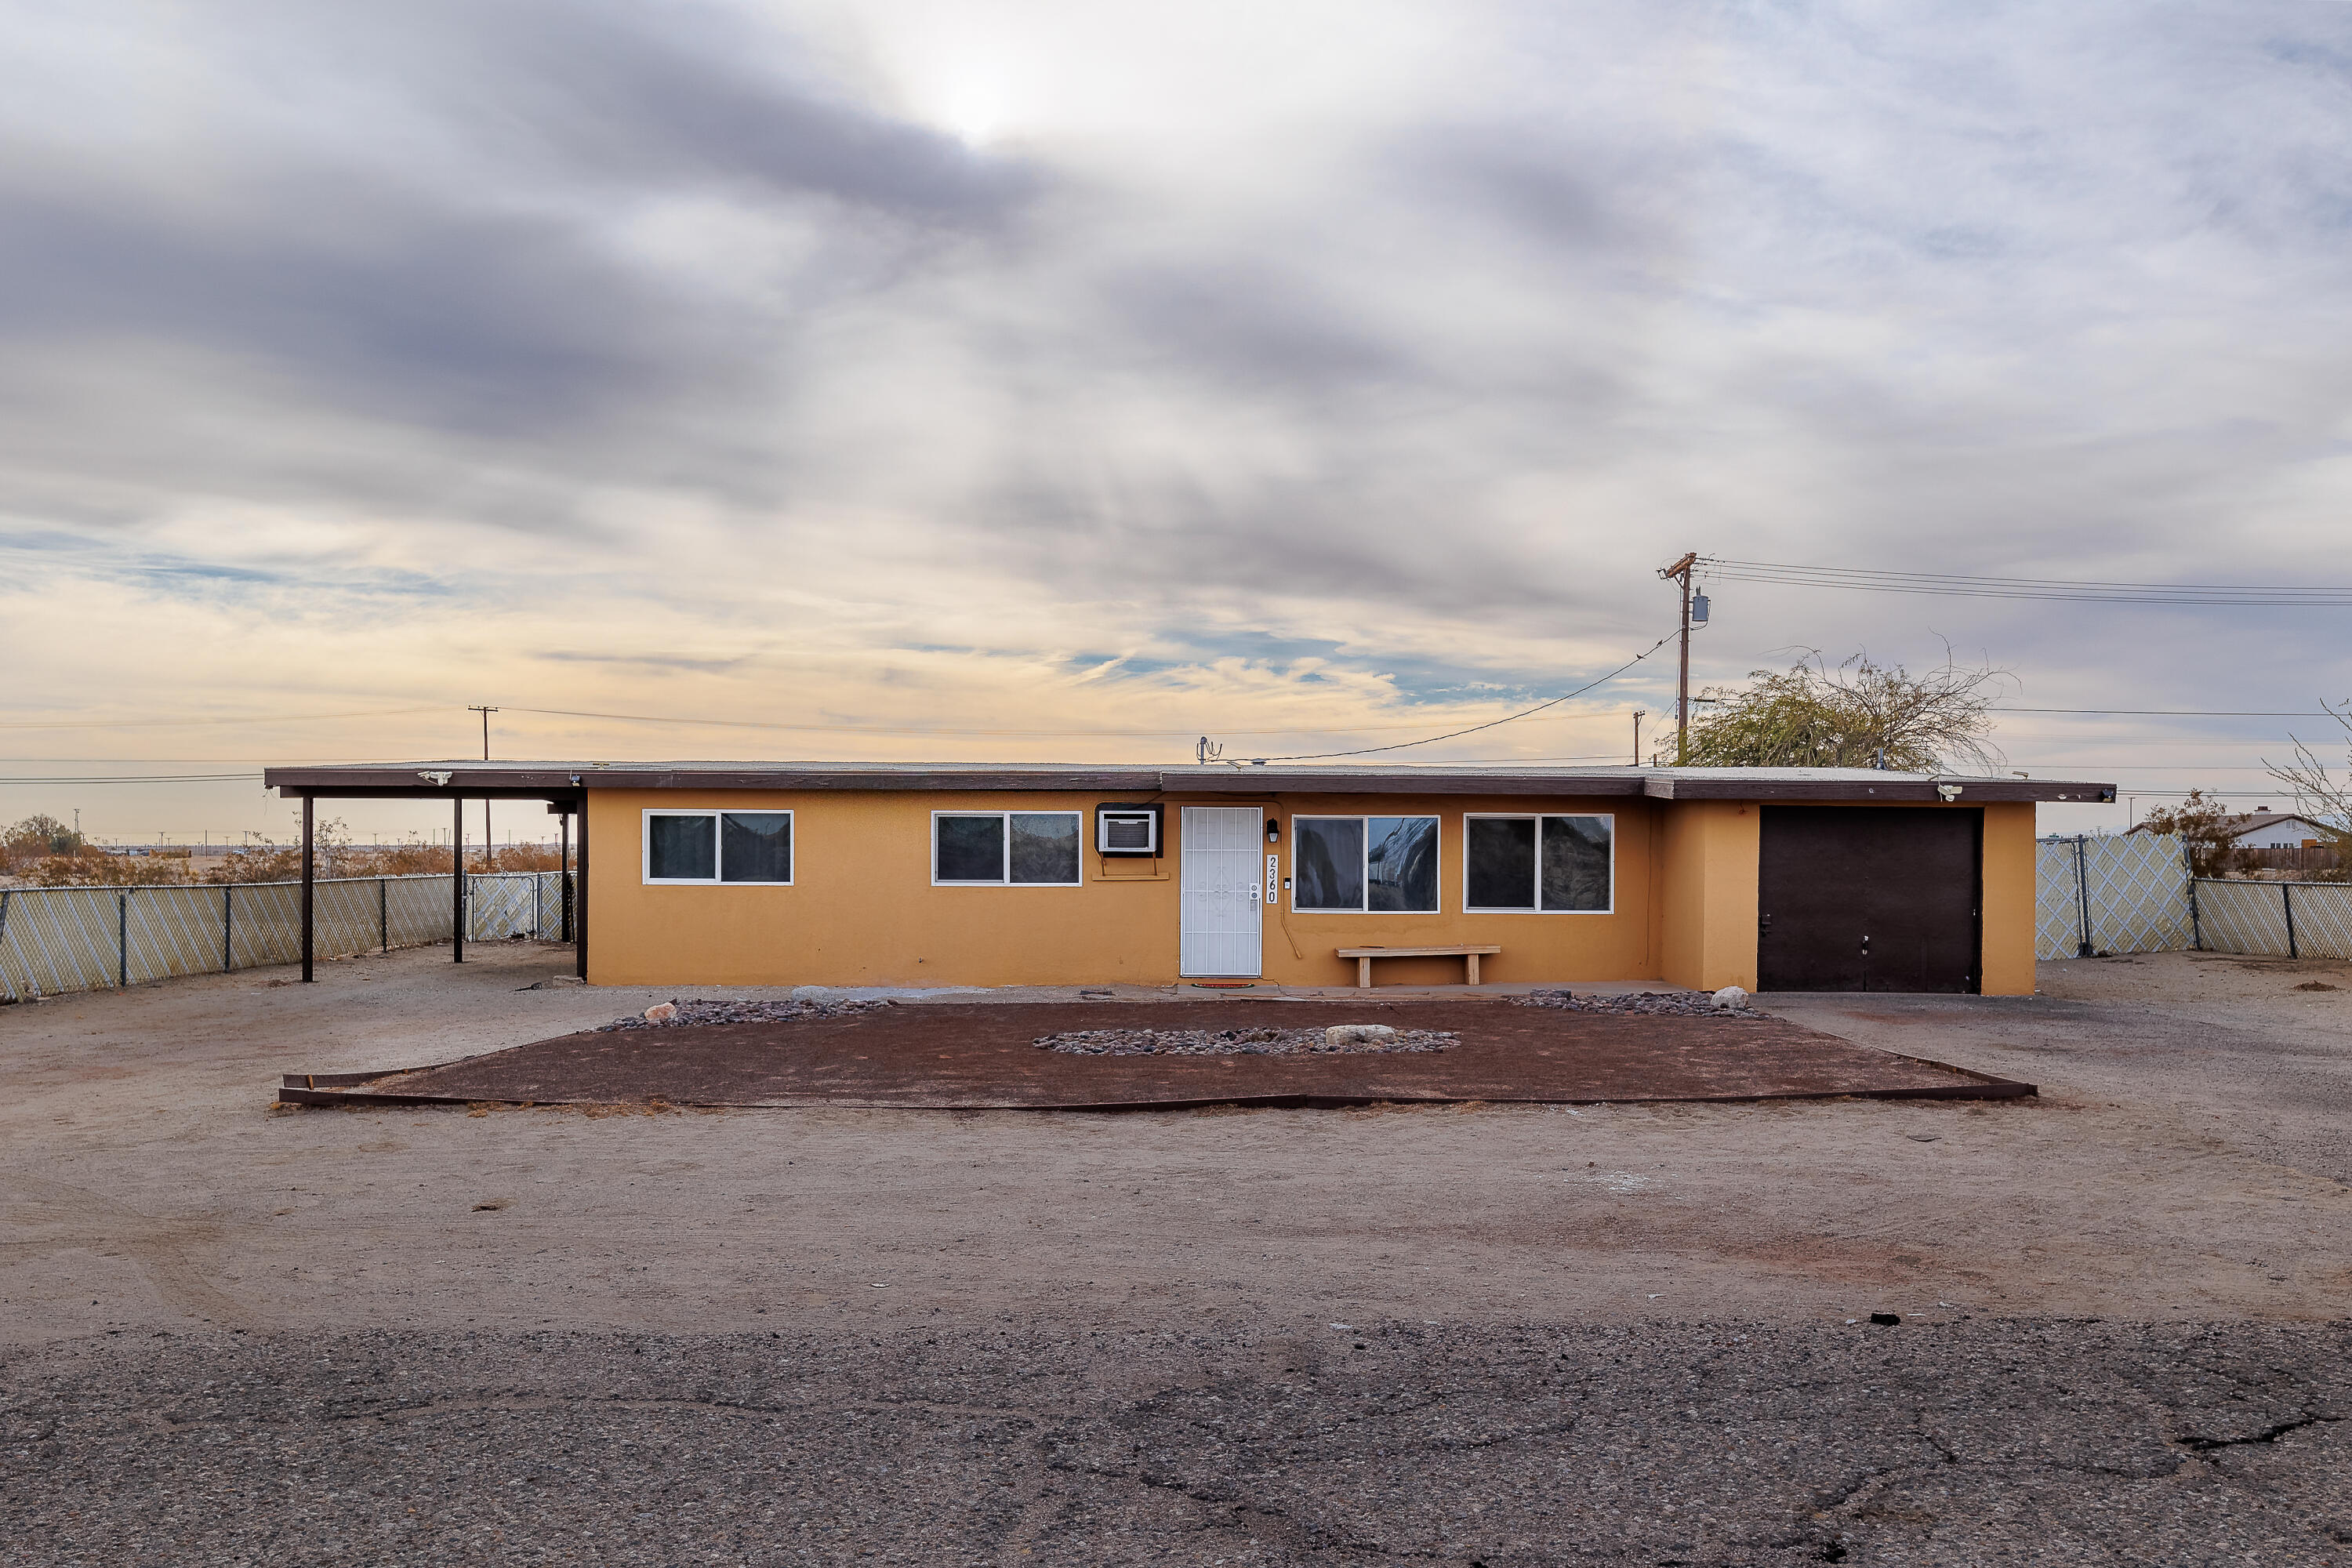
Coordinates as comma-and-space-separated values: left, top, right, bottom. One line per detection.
262, 760, 2115, 804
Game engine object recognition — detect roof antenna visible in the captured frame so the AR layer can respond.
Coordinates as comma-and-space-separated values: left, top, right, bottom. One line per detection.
1195, 735, 1224, 764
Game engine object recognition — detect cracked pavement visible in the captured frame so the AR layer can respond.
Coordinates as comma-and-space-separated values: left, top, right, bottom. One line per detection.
6, 1320, 2350, 1564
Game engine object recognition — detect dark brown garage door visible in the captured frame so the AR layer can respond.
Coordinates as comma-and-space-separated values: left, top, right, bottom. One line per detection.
1757, 807, 1980, 993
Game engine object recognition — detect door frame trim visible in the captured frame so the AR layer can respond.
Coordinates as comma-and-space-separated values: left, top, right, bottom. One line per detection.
1178, 804, 1265, 978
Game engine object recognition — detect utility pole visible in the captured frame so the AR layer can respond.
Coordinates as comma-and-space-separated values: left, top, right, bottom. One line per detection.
1632, 710, 1643, 766
1657, 553, 1697, 764
468, 706, 498, 870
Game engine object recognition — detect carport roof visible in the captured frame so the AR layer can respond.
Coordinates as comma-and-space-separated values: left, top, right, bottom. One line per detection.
262, 760, 2114, 804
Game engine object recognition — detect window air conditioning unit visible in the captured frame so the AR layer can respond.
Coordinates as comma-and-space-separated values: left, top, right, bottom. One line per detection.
1096, 804, 1163, 857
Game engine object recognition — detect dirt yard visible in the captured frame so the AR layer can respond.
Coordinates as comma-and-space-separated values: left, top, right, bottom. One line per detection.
3, 942, 2346, 1338
6, 946, 2351, 1564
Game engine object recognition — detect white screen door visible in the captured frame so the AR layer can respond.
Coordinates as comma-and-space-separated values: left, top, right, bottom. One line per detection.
1181, 806, 1263, 977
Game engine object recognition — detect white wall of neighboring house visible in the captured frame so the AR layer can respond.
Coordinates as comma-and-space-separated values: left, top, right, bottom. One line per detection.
2232, 816, 2331, 848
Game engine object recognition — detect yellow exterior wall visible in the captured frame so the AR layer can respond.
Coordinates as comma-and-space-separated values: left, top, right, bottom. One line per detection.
1258, 794, 1656, 989
584, 789, 1659, 989
1656, 800, 1761, 993
1979, 801, 2037, 996
580, 789, 2035, 993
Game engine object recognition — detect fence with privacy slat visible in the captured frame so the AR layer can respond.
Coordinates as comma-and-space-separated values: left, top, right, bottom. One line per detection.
2035, 833, 2196, 960
0, 872, 569, 1000
2190, 877, 2352, 960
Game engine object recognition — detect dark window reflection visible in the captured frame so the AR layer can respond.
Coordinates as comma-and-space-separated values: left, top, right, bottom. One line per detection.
1466, 817, 1537, 909
720, 812, 791, 883
1294, 818, 1364, 909
648, 814, 716, 880
1541, 815, 1611, 910
935, 815, 1004, 881
1010, 813, 1080, 884
1367, 816, 1438, 912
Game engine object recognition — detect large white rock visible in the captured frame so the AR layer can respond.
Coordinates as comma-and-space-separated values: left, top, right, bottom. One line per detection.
1325, 1023, 1399, 1047
1711, 985, 1749, 1010
642, 1002, 679, 1024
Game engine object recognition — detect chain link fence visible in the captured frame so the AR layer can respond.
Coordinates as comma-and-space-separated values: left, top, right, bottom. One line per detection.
2035, 833, 2195, 960
0, 872, 571, 1000
2190, 877, 2352, 960
2037, 833, 2352, 963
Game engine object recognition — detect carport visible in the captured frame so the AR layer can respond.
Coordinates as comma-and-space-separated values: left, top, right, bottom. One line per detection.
264, 764, 592, 984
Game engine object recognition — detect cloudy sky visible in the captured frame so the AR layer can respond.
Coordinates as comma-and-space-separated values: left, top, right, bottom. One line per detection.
5, 0, 2351, 841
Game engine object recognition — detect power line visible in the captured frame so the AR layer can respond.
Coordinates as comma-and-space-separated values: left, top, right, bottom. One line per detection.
0, 706, 445, 731
1991, 706, 2348, 717
1699, 558, 2352, 607
1248, 634, 1679, 763
500, 705, 1666, 739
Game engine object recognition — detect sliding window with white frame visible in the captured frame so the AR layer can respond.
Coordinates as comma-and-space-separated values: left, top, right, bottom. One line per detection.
642, 809, 793, 884
1462, 814, 1612, 912
1292, 815, 1439, 912
931, 811, 1083, 886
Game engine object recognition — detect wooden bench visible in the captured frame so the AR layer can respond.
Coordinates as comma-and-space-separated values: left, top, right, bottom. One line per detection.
1334, 945, 1502, 989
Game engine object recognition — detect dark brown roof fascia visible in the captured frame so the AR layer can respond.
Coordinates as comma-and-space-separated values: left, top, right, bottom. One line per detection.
262, 764, 1165, 797
263, 766, 586, 800
1164, 771, 1650, 797
1640, 776, 2114, 804
263, 764, 2114, 804
623, 768, 1163, 792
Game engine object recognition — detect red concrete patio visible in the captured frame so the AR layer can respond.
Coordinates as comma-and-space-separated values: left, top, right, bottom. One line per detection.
278, 999, 2033, 1110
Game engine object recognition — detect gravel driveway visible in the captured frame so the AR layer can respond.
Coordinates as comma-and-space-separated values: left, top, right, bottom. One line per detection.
3, 943, 2350, 1563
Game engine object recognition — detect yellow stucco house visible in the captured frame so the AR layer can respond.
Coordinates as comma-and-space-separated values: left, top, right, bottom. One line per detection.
267, 762, 2111, 995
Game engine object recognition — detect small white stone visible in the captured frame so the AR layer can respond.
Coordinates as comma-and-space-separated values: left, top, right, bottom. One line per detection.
1711, 985, 1749, 1010
643, 1002, 679, 1024
1324, 1023, 1399, 1047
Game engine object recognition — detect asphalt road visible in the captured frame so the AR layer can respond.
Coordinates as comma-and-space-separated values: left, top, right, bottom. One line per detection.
8, 1319, 2349, 1565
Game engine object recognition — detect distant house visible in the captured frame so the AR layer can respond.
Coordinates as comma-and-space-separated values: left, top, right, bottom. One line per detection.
2221, 811, 2336, 849
2132, 811, 2335, 848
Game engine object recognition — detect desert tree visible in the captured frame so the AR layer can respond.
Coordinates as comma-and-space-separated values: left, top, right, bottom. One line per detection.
1682, 651, 2010, 773
2261, 702, 2352, 878
2134, 789, 2246, 879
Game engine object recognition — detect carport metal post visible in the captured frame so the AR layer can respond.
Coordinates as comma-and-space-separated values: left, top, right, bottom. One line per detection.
574, 797, 588, 982
299, 792, 314, 983
452, 797, 466, 964
559, 811, 572, 943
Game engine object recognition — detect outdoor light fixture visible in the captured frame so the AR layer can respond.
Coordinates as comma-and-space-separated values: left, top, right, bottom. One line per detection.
1266, 818, 1281, 844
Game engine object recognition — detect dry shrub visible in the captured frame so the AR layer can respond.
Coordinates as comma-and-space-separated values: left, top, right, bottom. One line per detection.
1, 814, 84, 875
5, 810, 567, 887
24, 852, 193, 887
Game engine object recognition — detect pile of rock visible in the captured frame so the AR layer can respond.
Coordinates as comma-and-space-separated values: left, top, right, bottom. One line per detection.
594, 997, 891, 1033
1036, 1022, 1457, 1057
1514, 987, 1768, 1019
